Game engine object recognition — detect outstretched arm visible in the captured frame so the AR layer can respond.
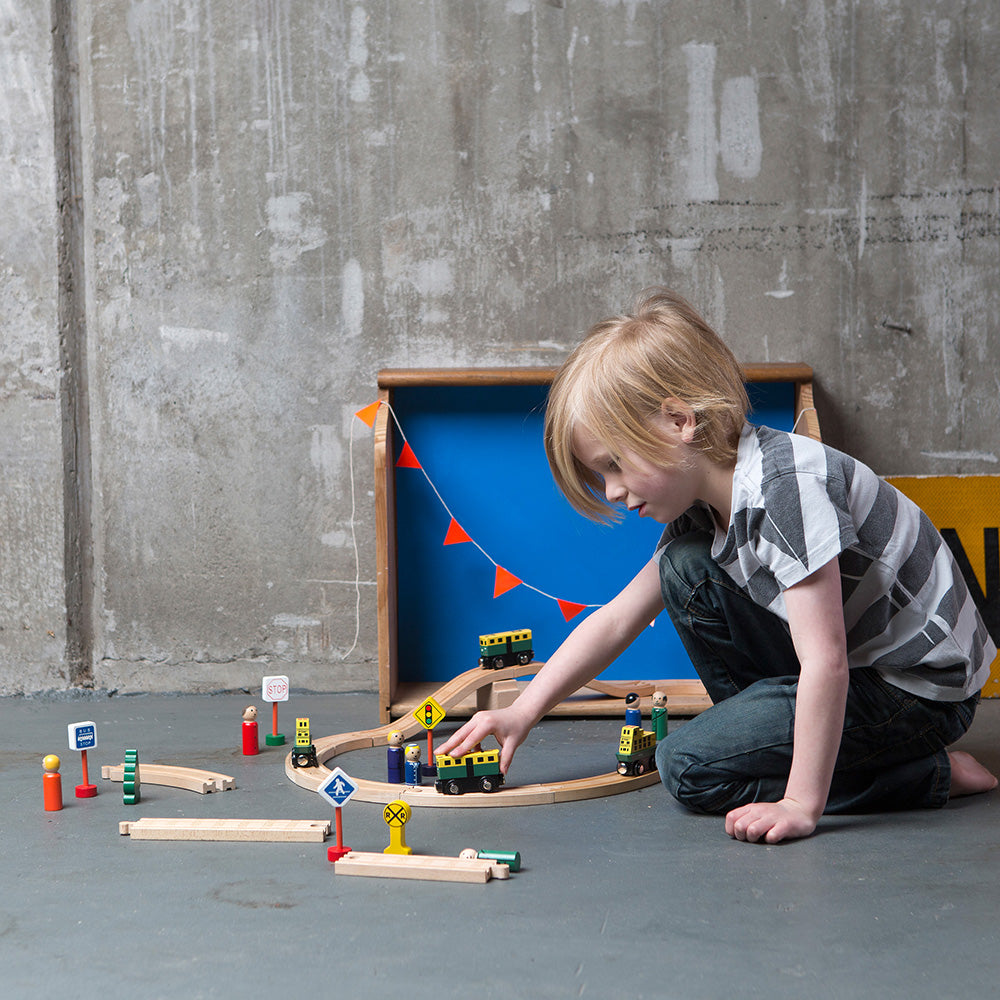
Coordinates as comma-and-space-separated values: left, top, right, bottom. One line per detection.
436, 558, 665, 773
725, 556, 850, 844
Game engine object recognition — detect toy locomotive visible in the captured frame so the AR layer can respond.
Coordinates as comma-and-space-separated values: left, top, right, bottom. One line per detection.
434, 748, 505, 794
616, 724, 657, 776
291, 717, 319, 769
478, 628, 533, 669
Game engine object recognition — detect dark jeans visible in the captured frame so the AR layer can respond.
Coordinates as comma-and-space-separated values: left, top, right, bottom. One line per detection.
655, 533, 979, 815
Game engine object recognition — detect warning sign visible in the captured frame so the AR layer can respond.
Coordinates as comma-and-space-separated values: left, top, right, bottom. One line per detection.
887, 475, 1000, 698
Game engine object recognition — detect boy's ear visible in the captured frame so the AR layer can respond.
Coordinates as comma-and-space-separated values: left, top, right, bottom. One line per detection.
659, 397, 697, 443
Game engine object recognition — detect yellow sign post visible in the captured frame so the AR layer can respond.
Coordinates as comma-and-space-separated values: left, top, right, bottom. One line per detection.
412, 696, 447, 775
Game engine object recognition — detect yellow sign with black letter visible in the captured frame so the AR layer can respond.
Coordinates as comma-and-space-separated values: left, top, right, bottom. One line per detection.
887, 475, 999, 698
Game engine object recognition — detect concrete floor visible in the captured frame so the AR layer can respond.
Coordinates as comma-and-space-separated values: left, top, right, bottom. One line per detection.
4, 690, 999, 999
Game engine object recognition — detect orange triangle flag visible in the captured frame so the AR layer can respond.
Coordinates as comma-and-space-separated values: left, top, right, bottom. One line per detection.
396, 443, 421, 469
354, 400, 382, 428
443, 519, 472, 545
557, 599, 588, 622
493, 566, 522, 598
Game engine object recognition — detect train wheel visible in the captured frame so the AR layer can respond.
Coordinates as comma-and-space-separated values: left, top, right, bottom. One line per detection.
479, 776, 495, 792
447, 781, 461, 795
634, 761, 646, 775
517, 652, 531, 665
492, 656, 506, 669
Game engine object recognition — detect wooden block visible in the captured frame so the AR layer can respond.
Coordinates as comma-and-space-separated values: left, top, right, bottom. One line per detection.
119, 818, 331, 842
333, 851, 509, 883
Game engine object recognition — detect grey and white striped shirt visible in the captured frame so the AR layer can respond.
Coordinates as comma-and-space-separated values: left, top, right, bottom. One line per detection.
658, 424, 995, 701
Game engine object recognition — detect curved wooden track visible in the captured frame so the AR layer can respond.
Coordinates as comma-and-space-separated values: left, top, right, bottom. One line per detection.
285, 664, 661, 807
103, 763, 235, 794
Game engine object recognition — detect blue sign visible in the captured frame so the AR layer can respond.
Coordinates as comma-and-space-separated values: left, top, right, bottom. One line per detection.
68, 721, 97, 752
316, 766, 358, 808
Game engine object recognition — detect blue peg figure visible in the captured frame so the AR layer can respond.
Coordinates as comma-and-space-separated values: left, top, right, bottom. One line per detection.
404, 744, 423, 786
624, 691, 642, 728
387, 730, 404, 783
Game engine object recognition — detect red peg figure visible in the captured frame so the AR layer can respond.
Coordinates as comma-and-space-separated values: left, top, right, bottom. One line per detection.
242, 705, 259, 755
43, 754, 63, 811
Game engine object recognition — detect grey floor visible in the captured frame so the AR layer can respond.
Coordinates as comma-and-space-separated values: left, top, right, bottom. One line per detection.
4, 690, 998, 999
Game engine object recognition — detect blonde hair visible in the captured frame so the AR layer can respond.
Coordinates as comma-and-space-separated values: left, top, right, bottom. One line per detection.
544, 288, 749, 522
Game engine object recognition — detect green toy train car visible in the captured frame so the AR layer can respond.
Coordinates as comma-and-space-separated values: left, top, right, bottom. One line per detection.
479, 628, 534, 669
616, 724, 657, 776
434, 748, 505, 795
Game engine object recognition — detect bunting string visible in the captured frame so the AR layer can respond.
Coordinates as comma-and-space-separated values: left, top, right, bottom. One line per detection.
352, 398, 594, 623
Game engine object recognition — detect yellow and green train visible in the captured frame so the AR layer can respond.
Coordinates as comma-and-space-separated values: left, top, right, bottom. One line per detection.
478, 628, 534, 669
616, 724, 657, 776
291, 716, 319, 769
434, 748, 505, 795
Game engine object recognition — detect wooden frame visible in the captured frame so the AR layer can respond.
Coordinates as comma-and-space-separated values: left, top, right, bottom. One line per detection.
374, 364, 820, 723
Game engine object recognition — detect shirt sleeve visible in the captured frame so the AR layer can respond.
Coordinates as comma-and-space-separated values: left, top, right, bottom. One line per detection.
755, 467, 859, 591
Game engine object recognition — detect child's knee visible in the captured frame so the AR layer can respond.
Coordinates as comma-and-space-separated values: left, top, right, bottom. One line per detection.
658, 532, 716, 606
660, 532, 714, 582
655, 735, 725, 814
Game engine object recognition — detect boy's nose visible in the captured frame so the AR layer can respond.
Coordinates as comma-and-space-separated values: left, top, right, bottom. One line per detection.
605, 479, 626, 502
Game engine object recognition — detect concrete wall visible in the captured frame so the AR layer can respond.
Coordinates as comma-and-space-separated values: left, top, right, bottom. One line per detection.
1, 0, 997, 695
0, 2, 66, 693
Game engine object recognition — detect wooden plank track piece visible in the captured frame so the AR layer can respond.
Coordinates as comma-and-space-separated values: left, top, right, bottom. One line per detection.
333, 851, 509, 883
119, 818, 331, 842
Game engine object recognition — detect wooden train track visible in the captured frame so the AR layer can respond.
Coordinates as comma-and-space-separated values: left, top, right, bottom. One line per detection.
284, 664, 664, 807
103, 763, 235, 794
333, 851, 510, 882
120, 818, 329, 842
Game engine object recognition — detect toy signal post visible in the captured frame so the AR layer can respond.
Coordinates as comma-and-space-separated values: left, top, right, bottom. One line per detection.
316, 766, 357, 862
261, 674, 289, 746
412, 696, 446, 777
67, 721, 98, 798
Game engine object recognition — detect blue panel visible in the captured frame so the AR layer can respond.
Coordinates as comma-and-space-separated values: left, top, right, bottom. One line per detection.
392, 381, 795, 684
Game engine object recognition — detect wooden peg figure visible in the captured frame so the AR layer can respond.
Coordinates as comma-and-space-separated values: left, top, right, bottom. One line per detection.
651, 690, 668, 741
242, 705, 259, 755
404, 744, 422, 786
387, 730, 404, 783
624, 691, 641, 728
43, 754, 63, 811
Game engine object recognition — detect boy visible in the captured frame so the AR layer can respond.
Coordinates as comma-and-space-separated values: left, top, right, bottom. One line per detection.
438, 288, 997, 843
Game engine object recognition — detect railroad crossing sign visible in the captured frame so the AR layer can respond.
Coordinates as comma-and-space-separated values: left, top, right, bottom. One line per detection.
412, 696, 445, 731
382, 798, 412, 855
316, 767, 358, 809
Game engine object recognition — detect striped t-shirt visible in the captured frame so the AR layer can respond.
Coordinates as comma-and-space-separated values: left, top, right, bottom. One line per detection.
657, 424, 995, 701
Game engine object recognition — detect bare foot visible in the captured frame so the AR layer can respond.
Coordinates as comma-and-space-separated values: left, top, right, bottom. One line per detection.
948, 750, 999, 798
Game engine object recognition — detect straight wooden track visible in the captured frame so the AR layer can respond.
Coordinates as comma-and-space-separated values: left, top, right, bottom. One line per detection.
120, 818, 330, 842
333, 851, 510, 883
285, 664, 665, 807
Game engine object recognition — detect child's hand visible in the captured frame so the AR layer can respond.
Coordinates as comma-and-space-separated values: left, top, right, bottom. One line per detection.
724, 798, 819, 844
435, 707, 532, 775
